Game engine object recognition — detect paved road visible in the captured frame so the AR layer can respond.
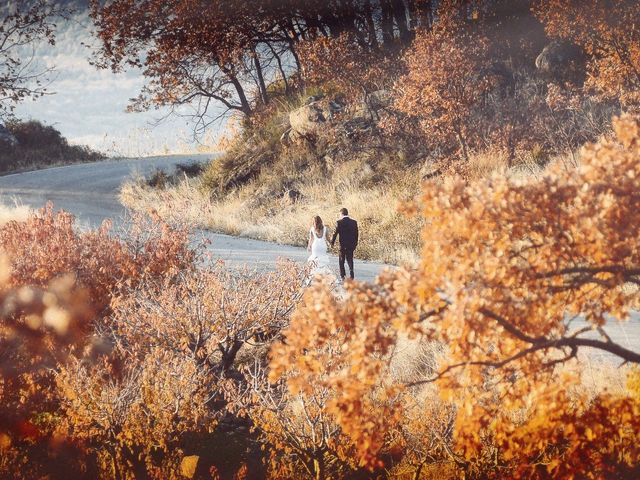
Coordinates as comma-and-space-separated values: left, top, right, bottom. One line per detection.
0, 157, 637, 363
0, 155, 389, 282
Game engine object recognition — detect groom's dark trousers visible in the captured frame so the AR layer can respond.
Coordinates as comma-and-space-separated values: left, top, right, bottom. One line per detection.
331, 216, 358, 279
339, 248, 355, 280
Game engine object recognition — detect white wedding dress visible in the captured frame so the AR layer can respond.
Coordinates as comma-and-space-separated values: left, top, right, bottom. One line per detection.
307, 226, 334, 279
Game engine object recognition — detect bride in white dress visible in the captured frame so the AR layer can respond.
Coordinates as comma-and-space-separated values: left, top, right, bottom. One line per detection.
306, 215, 335, 279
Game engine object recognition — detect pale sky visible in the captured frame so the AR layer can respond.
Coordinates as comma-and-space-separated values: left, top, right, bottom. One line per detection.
12, 4, 222, 157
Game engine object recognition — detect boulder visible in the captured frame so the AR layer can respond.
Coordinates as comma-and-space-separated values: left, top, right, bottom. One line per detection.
367, 89, 393, 111
352, 89, 393, 122
289, 103, 326, 138
284, 188, 303, 203
0, 123, 17, 147
535, 41, 585, 82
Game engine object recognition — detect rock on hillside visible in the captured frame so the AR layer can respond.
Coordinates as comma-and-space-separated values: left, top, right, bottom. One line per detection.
289, 103, 326, 138
287, 89, 392, 142
535, 40, 586, 83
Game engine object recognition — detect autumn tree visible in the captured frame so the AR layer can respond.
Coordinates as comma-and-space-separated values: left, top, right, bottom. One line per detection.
0, 0, 68, 118
395, 14, 494, 162
242, 358, 362, 479
535, 0, 640, 108
89, 0, 435, 133
57, 261, 305, 478
0, 205, 195, 478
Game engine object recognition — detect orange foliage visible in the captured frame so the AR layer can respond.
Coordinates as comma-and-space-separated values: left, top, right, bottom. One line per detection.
535, 0, 640, 107
298, 33, 395, 98
394, 16, 494, 161
0, 204, 195, 478
57, 261, 304, 479
0, 204, 193, 313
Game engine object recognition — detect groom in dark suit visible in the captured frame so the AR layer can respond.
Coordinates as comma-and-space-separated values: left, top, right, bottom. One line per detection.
331, 207, 359, 280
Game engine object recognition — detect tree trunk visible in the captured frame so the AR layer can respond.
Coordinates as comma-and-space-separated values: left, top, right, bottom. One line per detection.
454, 126, 470, 162
380, 0, 396, 47
413, 0, 434, 29
321, 10, 344, 37
412, 460, 426, 480
282, 18, 303, 72
304, 14, 327, 38
268, 43, 290, 94
312, 457, 325, 480
406, 0, 417, 30
228, 71, 252, 116
391, 0, 411, 44
221, 340, 244, 373
364, 0, 379, 50
252, 47, 269, 105
283, 17, 300, 42
289, 41, 302, 72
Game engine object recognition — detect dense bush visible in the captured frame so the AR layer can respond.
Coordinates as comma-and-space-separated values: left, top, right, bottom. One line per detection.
0, 203, 309, 478
0, 205, 195, 478
0, 120, 105, 173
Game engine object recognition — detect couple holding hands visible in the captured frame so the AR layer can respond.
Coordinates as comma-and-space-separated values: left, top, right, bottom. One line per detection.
307, 207, 358, 281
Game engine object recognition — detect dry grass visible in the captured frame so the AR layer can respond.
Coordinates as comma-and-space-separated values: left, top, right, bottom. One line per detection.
0, 201, 31, 226
121, 161, 423, 265
462, 145, 573, 181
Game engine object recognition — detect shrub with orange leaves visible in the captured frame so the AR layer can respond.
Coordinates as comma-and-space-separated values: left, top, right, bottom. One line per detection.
394, 16, 494, 161
56, 261, 305, 479
298, 33, 396, 100
0, 204, 194, 312
0, 204, 195, 478
269, 115, 640, 478
237, 276, 405, 479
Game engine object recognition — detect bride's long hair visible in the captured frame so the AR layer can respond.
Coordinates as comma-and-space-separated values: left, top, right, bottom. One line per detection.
313, 215, 324, 236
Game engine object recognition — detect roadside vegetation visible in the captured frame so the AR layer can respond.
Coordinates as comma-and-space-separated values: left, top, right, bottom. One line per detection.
2, 117, 640, 478
0, 120, 105, 174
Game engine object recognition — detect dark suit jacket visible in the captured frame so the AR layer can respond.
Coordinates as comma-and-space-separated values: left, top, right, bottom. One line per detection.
331, 216, 358, 251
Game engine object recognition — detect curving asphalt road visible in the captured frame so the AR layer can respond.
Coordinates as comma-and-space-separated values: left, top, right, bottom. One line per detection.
0, 156, 637, 363
0, 155, 388, 282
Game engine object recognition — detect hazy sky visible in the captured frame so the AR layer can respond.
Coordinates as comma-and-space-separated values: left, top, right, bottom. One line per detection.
12, 4, 220, 157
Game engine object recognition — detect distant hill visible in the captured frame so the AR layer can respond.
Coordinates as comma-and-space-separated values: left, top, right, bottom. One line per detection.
0, 119, 105, 174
